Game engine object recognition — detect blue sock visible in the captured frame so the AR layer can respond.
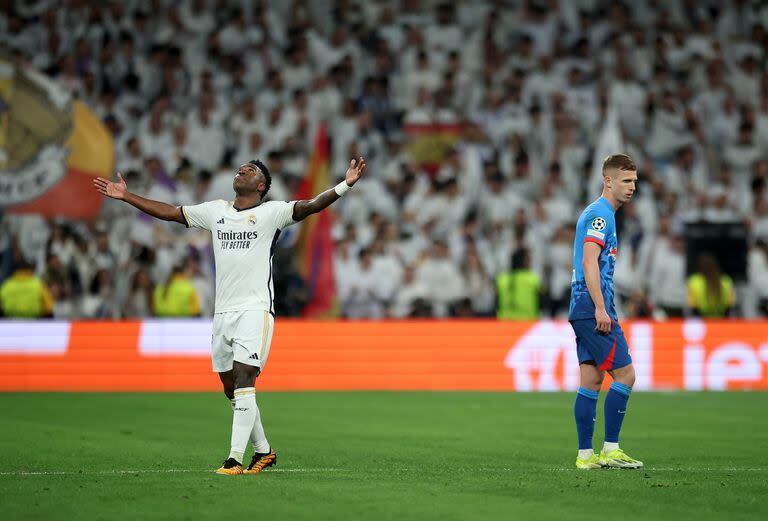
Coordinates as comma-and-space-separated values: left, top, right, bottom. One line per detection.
604, 382, 632, 443
574, 387, 599, 450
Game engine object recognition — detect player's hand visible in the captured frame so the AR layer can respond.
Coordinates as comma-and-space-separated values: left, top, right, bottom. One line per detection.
93, 172, 128, 200
344, 157, 366, 187
595, 308, 612, 334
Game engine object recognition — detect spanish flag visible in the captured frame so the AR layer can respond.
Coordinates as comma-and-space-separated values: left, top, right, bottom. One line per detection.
0, 58, 114, 218
403, 122, 464, 175
295, 125, 338, 317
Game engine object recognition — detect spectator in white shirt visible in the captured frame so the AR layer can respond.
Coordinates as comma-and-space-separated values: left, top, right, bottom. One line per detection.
344, 248, 387, 319
723, 123, 763, 181
415, 239, 467, 317
661, 145, 710, 197
462, 242, 496, 316
186, 99, 225, 171
647, 232, 687, 318
748, 240, 768, 315
391, 265, 429, 318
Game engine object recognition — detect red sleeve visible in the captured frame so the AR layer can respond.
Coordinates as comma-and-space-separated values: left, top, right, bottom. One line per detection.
583, 237, 605, 248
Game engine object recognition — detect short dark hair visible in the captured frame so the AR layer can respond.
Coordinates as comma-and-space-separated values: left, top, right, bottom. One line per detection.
511, 248, 530, 270
249, 159, 271, 196
602, 154, 636, 175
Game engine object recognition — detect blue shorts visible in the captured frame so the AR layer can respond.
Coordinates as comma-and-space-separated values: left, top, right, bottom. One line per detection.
569, 318, 632, 370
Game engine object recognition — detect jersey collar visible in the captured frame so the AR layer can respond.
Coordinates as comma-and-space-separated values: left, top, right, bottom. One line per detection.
598, 197, 615, 213
229, 201, 261, 212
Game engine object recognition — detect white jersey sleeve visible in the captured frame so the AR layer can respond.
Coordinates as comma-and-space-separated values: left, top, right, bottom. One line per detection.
266, 200, 298, 229
182, 200, 223, 230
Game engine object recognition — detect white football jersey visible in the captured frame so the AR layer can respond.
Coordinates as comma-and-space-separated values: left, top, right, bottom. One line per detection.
181, 200, 297, 314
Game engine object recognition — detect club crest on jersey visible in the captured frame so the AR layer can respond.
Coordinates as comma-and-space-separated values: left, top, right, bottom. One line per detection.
248, 214, 257, 225
591, 217, 606, 231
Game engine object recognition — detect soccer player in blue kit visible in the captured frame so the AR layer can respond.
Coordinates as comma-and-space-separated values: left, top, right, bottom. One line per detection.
570, 154, 643, 469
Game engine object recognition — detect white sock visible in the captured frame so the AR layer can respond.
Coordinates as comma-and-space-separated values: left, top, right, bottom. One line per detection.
251, 400, 271, 454
578, 449, 594, 460
229, 396, 270, 454
603, 442, 619, 453
229, 387, 256, 463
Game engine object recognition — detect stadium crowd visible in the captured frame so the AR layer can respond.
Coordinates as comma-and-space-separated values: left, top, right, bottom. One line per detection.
2, 0, 768, 319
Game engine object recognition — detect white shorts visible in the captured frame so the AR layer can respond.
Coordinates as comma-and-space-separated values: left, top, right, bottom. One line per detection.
211, 310, 275, 374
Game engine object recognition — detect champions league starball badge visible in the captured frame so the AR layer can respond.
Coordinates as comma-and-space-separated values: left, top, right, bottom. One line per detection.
591, 217, 606, 231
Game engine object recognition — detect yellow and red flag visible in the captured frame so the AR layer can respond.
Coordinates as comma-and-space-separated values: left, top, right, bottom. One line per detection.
0, 58, 114, 218
295, 125, 338, 317
403, 122, 465, 174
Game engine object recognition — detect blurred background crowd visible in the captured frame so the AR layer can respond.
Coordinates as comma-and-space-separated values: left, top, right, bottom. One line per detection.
2, 0, 768, 320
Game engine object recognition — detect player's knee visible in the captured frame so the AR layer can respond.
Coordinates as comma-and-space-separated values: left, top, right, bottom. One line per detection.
579, 362, 605, 390
220, 377, 235, 399
218, 371, 235, 398
233, 363, 259, 389
615, 365, 636, 387
583, 373, 604, 389
585, 373, 604, 389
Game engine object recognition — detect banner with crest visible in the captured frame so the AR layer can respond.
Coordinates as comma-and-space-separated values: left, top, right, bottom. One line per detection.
0, 57, 114, 218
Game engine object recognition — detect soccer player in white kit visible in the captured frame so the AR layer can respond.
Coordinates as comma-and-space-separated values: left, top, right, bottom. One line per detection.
94, 157, 366, 475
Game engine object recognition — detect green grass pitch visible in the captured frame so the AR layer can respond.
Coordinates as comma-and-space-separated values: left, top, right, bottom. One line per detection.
1, 392, 766, 521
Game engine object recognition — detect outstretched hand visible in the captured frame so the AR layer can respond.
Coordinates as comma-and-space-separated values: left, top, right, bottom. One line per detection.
344, 157, 366, 187
93, 173, 128, 200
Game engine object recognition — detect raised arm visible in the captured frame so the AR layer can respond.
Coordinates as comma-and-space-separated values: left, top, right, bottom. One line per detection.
93, 173, 186, 225
292, 158, 366, 222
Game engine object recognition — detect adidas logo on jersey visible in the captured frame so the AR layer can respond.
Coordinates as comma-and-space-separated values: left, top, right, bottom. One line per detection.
249, 352, 259, 360
217, 218, 225, 224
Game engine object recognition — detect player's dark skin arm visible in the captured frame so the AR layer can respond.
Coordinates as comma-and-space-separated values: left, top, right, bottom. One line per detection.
292, 187, 342, 221
292, 158, 366, 222
93, 173, 186, 224
583, 242, 611, 333
96, 158, 366, 226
